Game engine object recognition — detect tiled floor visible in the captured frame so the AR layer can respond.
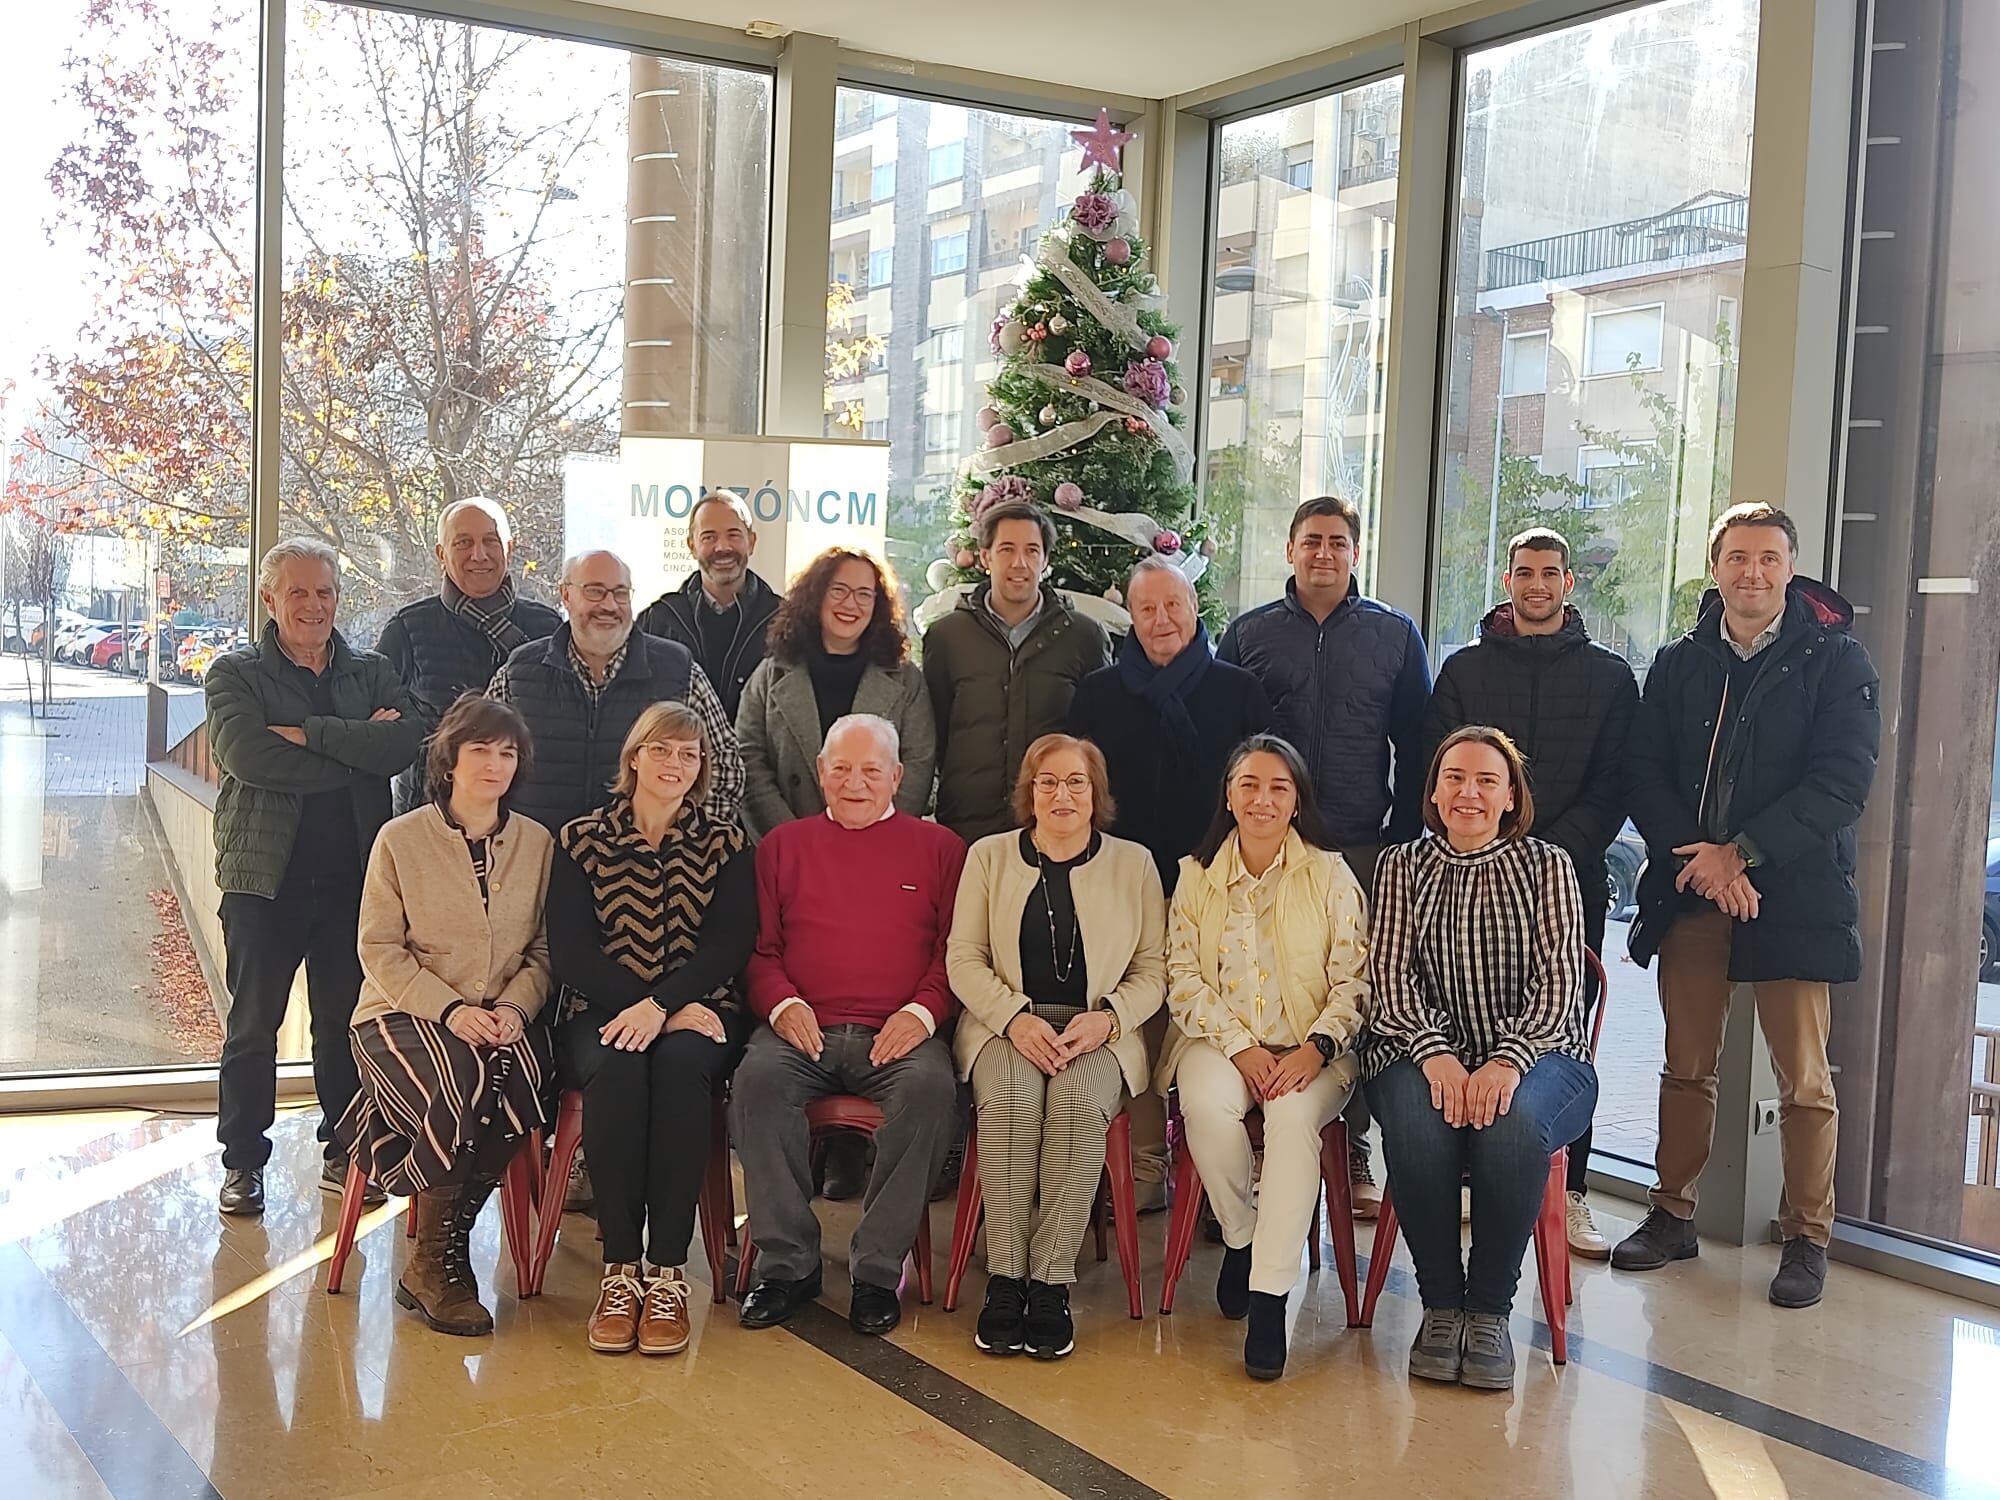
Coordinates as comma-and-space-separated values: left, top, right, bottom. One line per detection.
3, 1106, 1998, 1499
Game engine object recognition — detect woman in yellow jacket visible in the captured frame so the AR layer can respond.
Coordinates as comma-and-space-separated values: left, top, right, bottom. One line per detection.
1159, 734, 1370, 1381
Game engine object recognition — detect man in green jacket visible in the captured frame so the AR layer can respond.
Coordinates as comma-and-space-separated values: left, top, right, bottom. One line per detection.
206, 537, 423, 1217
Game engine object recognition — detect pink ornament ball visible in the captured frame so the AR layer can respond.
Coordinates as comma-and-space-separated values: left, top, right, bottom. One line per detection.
1053, 482, 1084, 511
1063, 350, 1092, 378
1153, 530, 1182, 554
1104, 238, 1132, 266
986, 423, 1014, 447
975, 405, 999, 431
954, 549, 977, 569
1146, 334, 1173, 360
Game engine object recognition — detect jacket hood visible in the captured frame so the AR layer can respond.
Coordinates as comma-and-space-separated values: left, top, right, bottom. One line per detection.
1477, 601, 1591, 647
1694, 574, 1855, 639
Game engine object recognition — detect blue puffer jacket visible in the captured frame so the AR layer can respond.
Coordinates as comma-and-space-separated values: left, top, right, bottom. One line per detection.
1218, 579, 1432, 849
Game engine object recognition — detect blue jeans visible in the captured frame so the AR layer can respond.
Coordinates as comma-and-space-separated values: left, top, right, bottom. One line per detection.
1365, 1054, 1598, 1315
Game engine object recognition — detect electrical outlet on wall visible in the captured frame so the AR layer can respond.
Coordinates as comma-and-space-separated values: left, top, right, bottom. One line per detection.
1754, 1098, 1780, 1134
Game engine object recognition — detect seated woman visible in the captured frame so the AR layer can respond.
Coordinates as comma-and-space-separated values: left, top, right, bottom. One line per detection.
946, 733, 1165, 1361
1157, 734, 1370, 1382
736, 547, 935, 839
548, 701, 757, 1358
345, 693, 554, 1339
1362, 725, 1597, 1393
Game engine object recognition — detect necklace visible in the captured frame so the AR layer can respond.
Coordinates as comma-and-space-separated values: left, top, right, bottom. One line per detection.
1034, 849, 1081, 984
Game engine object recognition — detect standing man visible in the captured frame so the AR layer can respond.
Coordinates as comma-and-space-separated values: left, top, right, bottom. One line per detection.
1218, 494, 1430, 1216
1069, 556, 1269, 1211
489, 549, 744, 832
1422, 527, 1638, 1257
206, 538, 424, 1215
923, 501, 1111, 843
1610, 503, 1879, 1310
637, 491, 782, 720
375, 497, 560, 813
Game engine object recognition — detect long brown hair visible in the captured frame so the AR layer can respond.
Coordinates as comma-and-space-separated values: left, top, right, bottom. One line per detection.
1422, 725, 1536, 841
765, 548, 909, 668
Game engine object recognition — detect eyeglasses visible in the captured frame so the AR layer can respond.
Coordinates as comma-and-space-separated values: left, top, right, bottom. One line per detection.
638, 741, 702, 767
1032, 774, 1091, 796
825, 582, 877, 607
569, 583, 633, 605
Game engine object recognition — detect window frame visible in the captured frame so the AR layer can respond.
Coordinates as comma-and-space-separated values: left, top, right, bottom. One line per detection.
1581, 301, 1667, 380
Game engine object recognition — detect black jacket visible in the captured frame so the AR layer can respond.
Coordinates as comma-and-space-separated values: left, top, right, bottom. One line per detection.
1218, 579, 1431, 849
1626, 577, 1880, 982
1423, 603, 1638, 916
375, 591, 562, 813
1068, 656, 1270, 892
637, 570, 782, 720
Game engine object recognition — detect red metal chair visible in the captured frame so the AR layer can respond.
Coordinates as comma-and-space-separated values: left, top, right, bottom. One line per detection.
1156, 1107, 1362, 1324
941, 1110, 1144, 1320
1356, 950, 1611, 1364
526, 1088, 736, 1301
326, 1139, 539, 1296
732, 1095, 933, 1302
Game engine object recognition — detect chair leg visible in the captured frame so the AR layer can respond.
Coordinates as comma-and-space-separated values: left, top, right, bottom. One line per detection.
943, 1126, 983, 1313
501, 1144, 538, 1296
1318, 1121, 1362, 1328
1308, 1198, 1323, 1271
698, 1110, 732, 1306
1102, 1113, 1143, 1320
325, 1157, 371, 1294
1358, 1187, 1398, 1328
1157, 1136, 1206, 1315
527, 1092, 585, 1298
1536, 1155, 1569, 1364
734, 1231, 756, 1296
913, 1200, 934, 1306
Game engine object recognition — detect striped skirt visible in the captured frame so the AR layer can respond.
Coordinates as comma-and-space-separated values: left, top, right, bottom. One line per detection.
340, 1012, 554, 1196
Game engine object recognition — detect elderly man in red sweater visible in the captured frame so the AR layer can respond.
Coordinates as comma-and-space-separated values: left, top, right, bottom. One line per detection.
733, 713, 967, 1336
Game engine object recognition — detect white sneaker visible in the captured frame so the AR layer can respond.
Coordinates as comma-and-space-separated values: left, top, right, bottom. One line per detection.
1566, 1190, 1610, 1260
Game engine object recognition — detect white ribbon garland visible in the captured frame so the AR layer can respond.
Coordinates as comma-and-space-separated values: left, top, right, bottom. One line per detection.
966, 361, 1193, 481
1033, 235, 1158, 356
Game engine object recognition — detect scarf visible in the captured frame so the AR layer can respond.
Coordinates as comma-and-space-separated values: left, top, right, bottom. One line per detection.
1117, 620, 1212, 764
442, 572, 531, 664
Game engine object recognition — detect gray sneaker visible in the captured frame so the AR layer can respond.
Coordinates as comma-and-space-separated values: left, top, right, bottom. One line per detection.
1459, 1312, 1516, 1391
1408, 1307, 1464, 1384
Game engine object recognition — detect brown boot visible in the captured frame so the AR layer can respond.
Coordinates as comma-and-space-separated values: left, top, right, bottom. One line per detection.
638, 1266, 693, 1355
395, 1186, 494, 1337
589, 1263, 646, 1353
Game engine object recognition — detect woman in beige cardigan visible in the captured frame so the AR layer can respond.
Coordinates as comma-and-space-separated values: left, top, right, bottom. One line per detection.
1161, 734, 1370, 1382
342, 693, 554, 1339
947, 733, 1165, 1362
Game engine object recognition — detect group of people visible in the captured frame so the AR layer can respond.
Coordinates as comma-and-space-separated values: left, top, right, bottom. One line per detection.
203, 483, 1878, 1392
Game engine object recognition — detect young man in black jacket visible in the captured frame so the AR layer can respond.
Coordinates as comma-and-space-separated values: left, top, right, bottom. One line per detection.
636, 492, 782, 721
1610, 504, 1879, 1310
1422, 527, 1637, 1259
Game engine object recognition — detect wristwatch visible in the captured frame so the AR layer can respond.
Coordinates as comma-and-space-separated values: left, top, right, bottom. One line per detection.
1308, 1032, 1338, 1062
1732, 836, 1760, 869
1102, 1009, 1122, 1044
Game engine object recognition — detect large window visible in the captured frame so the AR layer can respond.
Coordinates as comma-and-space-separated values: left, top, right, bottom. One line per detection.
823, 89, 1097, 612
1428, 0, 1760, 1167
279, 2, 772, 639
1200, 78, 1402, 615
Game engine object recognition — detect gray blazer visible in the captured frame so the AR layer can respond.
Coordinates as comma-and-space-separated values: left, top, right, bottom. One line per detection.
735, 654, 936, 837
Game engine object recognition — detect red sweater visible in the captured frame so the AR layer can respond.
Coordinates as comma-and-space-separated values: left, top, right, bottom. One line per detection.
747, 812, 967, 1029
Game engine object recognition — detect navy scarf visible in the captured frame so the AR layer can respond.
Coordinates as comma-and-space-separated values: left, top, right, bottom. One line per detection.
1117, 621, 1212, 763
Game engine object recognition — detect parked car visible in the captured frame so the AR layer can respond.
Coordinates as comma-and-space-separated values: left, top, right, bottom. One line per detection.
58, 623, 118, 664
1606, 820, 1646, 922
89, 628, 136, 670
103, 629, 153, 674
1982, 837, 2000, 982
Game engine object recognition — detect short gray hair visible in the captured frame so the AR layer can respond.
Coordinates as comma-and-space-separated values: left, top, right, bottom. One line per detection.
819, 713, 900, 764
437, 497, 512, 547
690, 490, 755, 539
559, 550, 630, 586
258, 537, 339, 600
1127, 554, 1196, 604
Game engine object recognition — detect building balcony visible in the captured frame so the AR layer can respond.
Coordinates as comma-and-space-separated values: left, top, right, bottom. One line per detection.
1483, 192, 1748, 291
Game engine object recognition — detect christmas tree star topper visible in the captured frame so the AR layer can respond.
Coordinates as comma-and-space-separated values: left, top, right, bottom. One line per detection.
1070, 108, 1131, 174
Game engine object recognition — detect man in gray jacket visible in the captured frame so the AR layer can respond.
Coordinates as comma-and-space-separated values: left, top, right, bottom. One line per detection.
206, 537, 423, 1216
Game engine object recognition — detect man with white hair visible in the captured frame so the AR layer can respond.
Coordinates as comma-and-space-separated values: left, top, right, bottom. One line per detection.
1069, 556, 1270, 1210
732, 714, 966, 1336
375, 498, 561, 812
205, 537, 424, 1216
488, 548, 744, 832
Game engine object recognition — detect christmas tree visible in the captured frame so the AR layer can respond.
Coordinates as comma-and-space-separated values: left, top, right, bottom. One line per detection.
915, 110, 1216, 635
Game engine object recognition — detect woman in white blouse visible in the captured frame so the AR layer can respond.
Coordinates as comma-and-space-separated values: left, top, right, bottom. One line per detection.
1158, 734, 1370, 1382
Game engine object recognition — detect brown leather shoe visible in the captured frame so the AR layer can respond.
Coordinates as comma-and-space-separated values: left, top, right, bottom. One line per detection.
395, 1188, 494, 1337
589, 1263, 645, 1353
638, 1266, 693, 1355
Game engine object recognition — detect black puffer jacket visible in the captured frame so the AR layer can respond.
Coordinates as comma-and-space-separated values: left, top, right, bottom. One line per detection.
1218, 579, 1431, 848
1626, 577, 1880, 982
637, 570, 782, 720
1423, 604, 1638, 914
375, 590, 561, 813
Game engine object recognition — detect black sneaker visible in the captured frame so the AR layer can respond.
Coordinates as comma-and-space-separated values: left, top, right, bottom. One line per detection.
1610, 1207, 1699, 1271
1768, 1237, 1827, 1309
975, 1275, 1028, 1355
1215, 1244, 1251, 1320
1023, 1280, 1074, 1360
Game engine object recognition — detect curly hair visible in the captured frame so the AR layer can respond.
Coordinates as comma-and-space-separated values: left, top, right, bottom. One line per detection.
765, 548, 909, 668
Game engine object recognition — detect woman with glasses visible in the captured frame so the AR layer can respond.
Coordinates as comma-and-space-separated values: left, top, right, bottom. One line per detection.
945, 733, 1166, 1360
735, 548, 935, 839
548, 701, 757, 1357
